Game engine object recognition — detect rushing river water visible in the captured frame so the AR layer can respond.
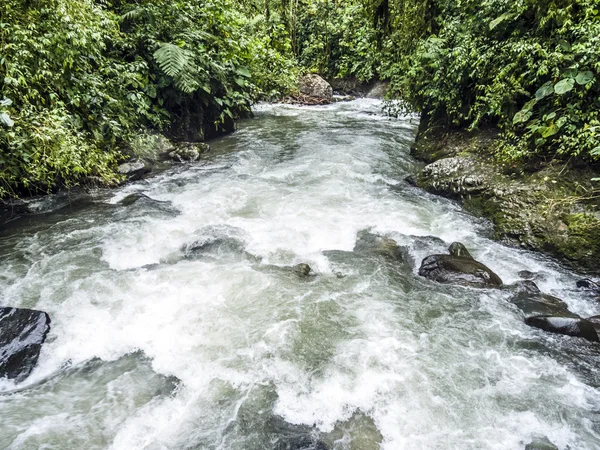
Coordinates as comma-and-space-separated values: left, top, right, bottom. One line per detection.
1, 100, 600, 450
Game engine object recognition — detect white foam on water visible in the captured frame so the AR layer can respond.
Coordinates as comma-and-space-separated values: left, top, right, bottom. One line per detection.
1, 99, 599, 449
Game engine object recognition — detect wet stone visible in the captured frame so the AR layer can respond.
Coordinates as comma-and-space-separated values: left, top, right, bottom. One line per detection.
292, 263, 312, 278
524, 436, 559, 450
448, 242, 473, 259
509, 291, 575, 319
525, 316, 599, 342
353, 231, 410, 263
274, 435, 329, 450
0, 307, 51, 382
418, 243, 502, 288
576, 278, 600, 295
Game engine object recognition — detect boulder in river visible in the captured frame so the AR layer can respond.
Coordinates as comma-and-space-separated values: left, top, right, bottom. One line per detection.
353, 231, 411, 264
292, 263, 313, 278
418, 242, 503, 288
587, 315, 600, 335
525, 316, 599, 342
576, 278, 600, 296
299, 74, 333, 103
0, 307, 51, 382
509, 287, 576, 318
118, 160, 151, 181
167, 142, 210, 162
524, 437, 559, 450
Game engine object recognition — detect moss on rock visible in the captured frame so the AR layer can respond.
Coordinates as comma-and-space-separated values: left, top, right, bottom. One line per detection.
412, 118, 600, 274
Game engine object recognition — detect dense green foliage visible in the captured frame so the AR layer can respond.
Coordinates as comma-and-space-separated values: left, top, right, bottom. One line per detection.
376, 0, 600, 164
0, 0, 297, 198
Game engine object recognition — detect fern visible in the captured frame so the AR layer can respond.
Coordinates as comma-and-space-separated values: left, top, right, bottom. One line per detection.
153, 43, 199, 93
154, 43, 189, 77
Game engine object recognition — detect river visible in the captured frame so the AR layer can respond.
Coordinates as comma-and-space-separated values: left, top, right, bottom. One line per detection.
1, 100, 599, 449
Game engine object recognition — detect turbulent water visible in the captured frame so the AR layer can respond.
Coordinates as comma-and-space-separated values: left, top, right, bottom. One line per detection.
1, 100, 600, 450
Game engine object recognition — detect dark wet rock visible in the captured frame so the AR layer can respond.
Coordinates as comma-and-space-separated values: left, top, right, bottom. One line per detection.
0, 307, 51, 382
404, 175, 417, 187
184, 236, 247, 259
118, 160, 151, 181
292, 263, 313, 278
0, 199, 30, 224
576, 278, 600, 294
274, 435, 329, 450
510, 290, 575, 319
418, 243, 502, 288
524, 437, 559, 450
299, 74, 333, 103
182, 226, 251, 261
518, 270, 537, 280
353, 231, 411, 263
448, 242, 473, 259
118, 193, 156, 206
587, 315, 600, 336
525, 316, 599, 342
166, 142, 210, 162
419, 254, 503, 288
507, 280, 542, 295
412, 119, 600, 273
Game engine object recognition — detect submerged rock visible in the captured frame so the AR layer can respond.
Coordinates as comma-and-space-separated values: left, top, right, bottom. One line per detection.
518, 270, 538, 280
299, 74, 333, 103
0, 307, 51, 382
292, 263, 313, 278
587, 315, 600, 335
525, 316, 599, 342
576, 278, 600, 295
509, 289, 575, 319
118, 160, 151, 181
274, 435, 329, 450
418, 242, 502, 288
353, 231, 410, 263
524, 437, 559, 450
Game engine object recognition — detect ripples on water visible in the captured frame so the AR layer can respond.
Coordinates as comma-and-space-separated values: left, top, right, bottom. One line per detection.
1, 100, 599, 449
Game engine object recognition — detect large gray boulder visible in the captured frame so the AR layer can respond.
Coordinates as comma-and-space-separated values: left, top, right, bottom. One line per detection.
299, 74, 333, 103
0, 307, 51, 382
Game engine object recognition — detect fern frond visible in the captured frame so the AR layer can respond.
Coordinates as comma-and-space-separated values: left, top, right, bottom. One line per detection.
153, 43, 189, 78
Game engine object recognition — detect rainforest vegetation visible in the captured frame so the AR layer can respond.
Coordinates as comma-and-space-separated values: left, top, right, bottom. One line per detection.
1, 0, 599, 198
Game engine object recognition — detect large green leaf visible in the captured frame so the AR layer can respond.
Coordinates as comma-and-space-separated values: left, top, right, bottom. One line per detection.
540, 123, 558, 138
554, 78, 575, 95
513, 109, 532, 124
575, 71, 595, 85
535, 82, 554, 100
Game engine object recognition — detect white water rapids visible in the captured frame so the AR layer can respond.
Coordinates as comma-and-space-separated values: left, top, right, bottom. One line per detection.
1, 100, 599, 449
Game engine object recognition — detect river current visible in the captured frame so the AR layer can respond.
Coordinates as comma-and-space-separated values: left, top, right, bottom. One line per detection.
1, 100, 599, 449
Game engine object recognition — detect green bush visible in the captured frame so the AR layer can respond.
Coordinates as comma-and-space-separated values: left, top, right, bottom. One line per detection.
379, 0, 600, 163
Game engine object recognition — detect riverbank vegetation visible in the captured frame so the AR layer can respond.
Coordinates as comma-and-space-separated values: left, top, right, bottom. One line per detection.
1, 0, 599, 199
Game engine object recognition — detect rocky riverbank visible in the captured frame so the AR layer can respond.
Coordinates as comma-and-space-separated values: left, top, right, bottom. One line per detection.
410, 118, 600, 275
